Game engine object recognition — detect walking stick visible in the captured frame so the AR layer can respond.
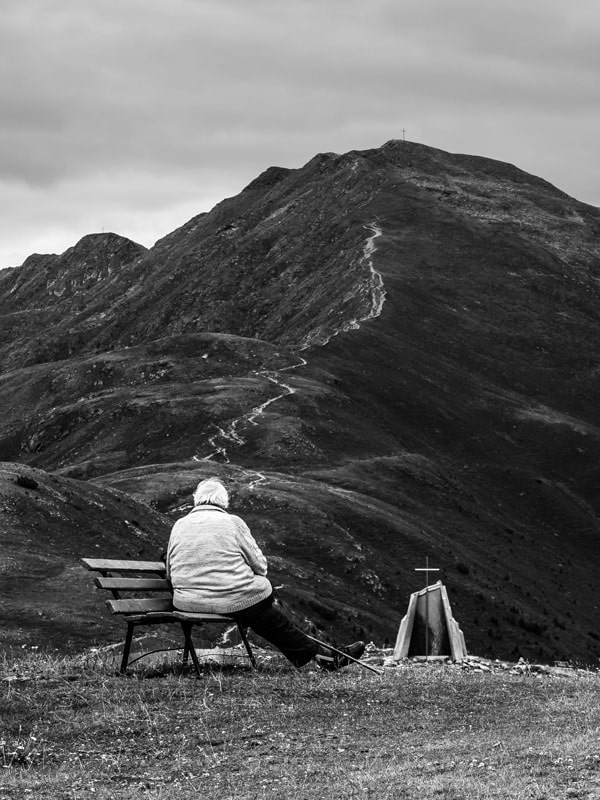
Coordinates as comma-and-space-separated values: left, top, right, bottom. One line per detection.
273, 587, 384, 676
304, 633, 384, 676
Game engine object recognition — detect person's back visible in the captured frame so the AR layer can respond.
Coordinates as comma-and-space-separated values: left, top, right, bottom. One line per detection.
167, 504, 271, 614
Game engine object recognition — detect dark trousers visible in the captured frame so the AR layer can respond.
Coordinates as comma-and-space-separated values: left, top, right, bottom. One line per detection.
230, 593, 319, 668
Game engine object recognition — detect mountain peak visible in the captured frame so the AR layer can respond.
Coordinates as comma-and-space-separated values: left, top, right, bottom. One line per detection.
0, 233, 147, 315
241, 165, 294, 195
67, 231, 145, 256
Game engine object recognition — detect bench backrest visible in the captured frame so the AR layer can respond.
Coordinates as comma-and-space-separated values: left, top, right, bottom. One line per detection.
82, 557, 172, 617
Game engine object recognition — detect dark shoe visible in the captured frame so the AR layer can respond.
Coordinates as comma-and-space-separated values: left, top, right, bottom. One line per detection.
315, 640, 366, 671
336, 641, 367, 668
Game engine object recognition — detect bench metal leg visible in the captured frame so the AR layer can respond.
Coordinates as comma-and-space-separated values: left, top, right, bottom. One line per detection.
121, 621, 135, 673
236, 623, 257, 669
180, 621, 202, 677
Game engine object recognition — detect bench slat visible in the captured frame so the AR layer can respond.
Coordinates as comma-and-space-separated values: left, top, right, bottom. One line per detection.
106, 598, 173, 615
95, 577, 171, 592
105, 598, 235, 621
82, 558, 166, 574
113, 612, 181, 624
171, 611, 233, 622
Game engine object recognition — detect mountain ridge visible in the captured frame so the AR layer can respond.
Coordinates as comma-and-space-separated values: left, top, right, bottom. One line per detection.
2, 140, 600, 663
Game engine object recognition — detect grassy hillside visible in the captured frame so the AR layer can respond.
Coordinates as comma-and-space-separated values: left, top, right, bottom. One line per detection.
2, 648, 600, 799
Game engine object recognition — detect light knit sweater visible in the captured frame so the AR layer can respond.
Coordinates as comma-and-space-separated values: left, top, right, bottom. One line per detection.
166, 504, 272, 614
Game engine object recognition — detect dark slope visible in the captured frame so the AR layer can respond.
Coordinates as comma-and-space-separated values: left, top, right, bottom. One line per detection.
0, 333, 302, 475
2, 140, 600, 662
0, 463, 170, 651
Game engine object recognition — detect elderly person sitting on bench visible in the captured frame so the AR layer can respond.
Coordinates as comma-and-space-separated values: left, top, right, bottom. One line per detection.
166, 477, 365, 670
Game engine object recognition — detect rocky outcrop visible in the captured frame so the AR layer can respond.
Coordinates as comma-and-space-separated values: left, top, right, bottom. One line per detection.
0, 233, 146, 312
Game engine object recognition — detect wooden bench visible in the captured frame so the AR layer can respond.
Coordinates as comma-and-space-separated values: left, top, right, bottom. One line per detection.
81, 558, 257, 675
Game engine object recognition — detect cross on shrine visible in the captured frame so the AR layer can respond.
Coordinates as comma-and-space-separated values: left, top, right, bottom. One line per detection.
414, 557, 440, 660
415, 556, 439, 588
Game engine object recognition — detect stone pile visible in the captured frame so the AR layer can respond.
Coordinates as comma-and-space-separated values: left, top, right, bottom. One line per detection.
368, 647, 590, 678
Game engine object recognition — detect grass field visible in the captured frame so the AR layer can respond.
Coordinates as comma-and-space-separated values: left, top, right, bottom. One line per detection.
1, 648, 600, 800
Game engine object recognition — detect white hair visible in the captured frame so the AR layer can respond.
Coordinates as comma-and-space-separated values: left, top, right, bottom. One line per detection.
193, 478, 229, 509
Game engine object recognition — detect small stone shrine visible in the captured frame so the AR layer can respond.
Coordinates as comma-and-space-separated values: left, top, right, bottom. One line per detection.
393, 580, 468, 661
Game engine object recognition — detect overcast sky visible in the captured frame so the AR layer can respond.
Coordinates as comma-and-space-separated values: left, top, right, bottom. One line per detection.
1, 0, 599, 269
